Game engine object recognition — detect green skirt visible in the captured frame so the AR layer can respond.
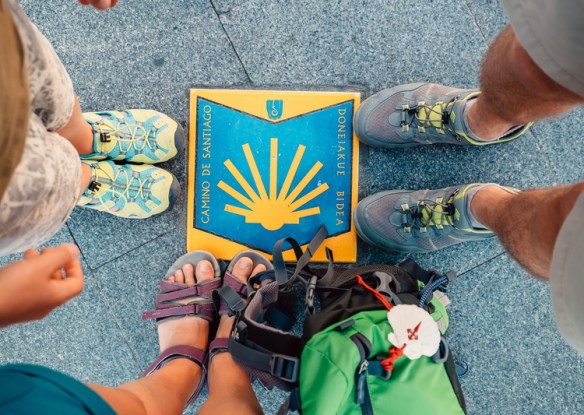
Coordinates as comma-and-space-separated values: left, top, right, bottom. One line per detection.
0, 364, 116, 415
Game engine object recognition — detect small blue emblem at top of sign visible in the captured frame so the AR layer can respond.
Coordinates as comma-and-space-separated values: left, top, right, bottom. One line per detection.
266, 99, 284, 120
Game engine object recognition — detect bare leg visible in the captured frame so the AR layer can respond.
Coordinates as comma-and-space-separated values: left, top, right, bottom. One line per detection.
79, 163, 91, 195
87, 260, 215, 415
56, 96, 94, 155
56, 96, 93, 196
466, 26, 584, 140
199, 257, 265, 415
470, 182, 584, 279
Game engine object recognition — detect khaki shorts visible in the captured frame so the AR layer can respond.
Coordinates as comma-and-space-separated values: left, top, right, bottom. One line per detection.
550, 191, 584, 356
502, 0, 584, 97
0, 0, 80, 256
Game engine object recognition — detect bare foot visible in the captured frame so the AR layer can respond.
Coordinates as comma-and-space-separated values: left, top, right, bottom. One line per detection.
157, 260, 215, 352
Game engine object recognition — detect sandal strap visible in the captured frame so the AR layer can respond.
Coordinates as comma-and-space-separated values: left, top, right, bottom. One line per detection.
144, 345, 207, 407
209, 338, 230, 360
142, 302, 215, 321
143, 277, 222, 323
159, 277, 221, 298
223, 272, 248, 296
218, 272, 248, 315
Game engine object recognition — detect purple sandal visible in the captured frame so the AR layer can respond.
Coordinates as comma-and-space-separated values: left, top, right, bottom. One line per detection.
141, 250, 222, 407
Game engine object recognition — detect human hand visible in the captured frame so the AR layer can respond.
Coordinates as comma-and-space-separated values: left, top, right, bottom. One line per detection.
78, 0, 119, 10
0, 244, 84, 328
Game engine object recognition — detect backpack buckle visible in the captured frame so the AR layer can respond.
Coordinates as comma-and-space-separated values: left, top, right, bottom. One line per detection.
270, 354, 299, 383
305, 275, 318, 315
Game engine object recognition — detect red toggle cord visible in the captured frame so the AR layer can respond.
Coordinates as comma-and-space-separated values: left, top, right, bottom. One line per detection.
380, 344, 407, 371
355, 274, 393, 311
355, 274, 407, 371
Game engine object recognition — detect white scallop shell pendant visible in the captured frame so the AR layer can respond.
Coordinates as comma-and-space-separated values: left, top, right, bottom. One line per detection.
387, 304, 441, 360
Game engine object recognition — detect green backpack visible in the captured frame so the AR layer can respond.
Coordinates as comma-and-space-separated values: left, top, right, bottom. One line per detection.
223, 227, 466, 414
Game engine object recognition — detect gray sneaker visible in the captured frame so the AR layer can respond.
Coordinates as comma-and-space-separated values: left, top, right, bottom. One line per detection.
353, 184, 518, 253
354, 83, 531, 148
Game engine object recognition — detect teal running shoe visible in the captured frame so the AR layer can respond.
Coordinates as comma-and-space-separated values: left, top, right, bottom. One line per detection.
81, 109, 184, 163
78, 160, 180, 218
354, 83, 531, 148
354, 184, 518, 253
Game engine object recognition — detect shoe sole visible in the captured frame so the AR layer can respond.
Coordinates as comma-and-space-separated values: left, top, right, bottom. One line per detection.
173, 122, 186, 158
165, 250, 222, 279
167, 172, 181, 211
227, 250, 274, 273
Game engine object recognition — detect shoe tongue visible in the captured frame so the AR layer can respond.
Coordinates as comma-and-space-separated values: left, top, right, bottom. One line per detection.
419, 103, 448, 129
449, 190, 475, 229
451, 184, 491, 230
420, 203, 453, 227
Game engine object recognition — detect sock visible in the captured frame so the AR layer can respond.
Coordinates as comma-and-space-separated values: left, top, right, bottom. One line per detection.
461, 99, 523, 141
465, 184, 519, 229
464, 184, 489, 230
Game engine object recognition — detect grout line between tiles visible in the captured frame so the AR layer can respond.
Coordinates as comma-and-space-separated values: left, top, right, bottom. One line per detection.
209, 0, 253, 83
85, 265, 143, 372
462, 0, 488, 43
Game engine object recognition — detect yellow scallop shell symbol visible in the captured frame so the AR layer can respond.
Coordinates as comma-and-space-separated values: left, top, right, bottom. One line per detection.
218, 138, 329, 231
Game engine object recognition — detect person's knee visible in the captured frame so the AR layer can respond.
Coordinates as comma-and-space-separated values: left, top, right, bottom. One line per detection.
556, 183, 584, 223
506, 27, 583, 101
89, 385, 149, 415
536, 183, 584, 262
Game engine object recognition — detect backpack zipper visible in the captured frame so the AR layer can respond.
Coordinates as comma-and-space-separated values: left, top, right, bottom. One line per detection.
350, 333, 374, 415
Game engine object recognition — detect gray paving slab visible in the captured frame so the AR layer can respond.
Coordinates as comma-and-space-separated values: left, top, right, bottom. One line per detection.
529, 110, 584, 185
90, 232, 186, 372
0, 227, 137, 386
464, 0, 509, 43
67, 165, 187, 269
18, 0, 248, 269
21, 0, 247, 116
214, 0, 489, 91
447, 254, 584, 415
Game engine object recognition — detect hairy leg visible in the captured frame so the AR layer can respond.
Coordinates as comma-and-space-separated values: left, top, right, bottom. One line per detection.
466, 25, 584, 140
470, 182, 584, 279
56, 96, 93, 195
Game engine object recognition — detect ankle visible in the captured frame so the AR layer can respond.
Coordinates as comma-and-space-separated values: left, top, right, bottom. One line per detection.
470, 185, 515, 230
465, 98, 517, 140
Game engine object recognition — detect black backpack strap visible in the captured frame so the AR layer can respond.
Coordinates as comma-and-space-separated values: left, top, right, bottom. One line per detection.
229, 227, 335, 389
229, 281, 303, 388
272, 225, 332, 285
229, 334, 300, 383
272, 236, 305, 285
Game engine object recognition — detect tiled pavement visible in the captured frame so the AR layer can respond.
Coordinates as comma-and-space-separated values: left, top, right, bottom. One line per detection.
1, 1, 583, 413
